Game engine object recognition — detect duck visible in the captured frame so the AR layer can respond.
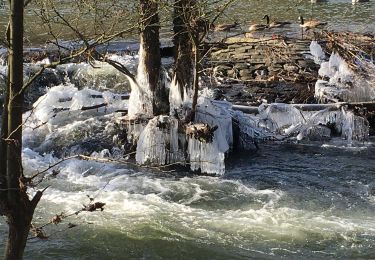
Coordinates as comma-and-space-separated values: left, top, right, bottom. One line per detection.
263, 15, 291, 28
211, 22, 239, 32
298, 16, 327, 30
248, 21, 268, 32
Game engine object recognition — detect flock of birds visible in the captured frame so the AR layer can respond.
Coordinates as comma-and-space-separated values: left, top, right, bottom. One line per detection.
211, 0, 370, 36
211, 14, 327, 34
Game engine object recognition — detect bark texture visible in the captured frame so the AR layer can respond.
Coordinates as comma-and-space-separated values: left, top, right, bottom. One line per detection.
1, 1, 42, 259
139, 0, 169, 115
173, 0, 195, 100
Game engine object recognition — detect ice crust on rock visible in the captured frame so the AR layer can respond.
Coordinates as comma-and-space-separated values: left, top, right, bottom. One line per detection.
29, 84, 127, 127
22, 83, 129, 154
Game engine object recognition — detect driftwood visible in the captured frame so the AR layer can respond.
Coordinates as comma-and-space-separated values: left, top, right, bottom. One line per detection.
57, 94, 129, 103
232, 102, 375, 114
52, 93, 131, 115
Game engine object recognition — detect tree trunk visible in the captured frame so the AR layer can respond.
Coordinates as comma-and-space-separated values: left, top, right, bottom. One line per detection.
4, 212, 32, 260
138, 0, 168, 116
172, 0, 194, 101
0, 24, 10, 215
2, 1, 38, 259
0, 65, 9, 212
191, 41, 200, 120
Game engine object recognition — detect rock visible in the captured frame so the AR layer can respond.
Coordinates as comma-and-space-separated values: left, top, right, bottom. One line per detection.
234, 63, 249, 70
229, 69, 241, 78
214, 65, 232, 76
302, 125, 331, 141
283, 64, 299, 73
239, 69, 252, 76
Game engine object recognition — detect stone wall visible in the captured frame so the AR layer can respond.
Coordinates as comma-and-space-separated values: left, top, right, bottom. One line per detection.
204, 37, 319, 105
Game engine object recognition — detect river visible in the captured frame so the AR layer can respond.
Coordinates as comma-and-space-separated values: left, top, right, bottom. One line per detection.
2, 142, 375, 259
1, 0, 375, 259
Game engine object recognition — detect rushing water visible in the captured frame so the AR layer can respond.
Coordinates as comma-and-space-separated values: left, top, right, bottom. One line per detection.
1, 0, 375, 259
2, 142, 375, 259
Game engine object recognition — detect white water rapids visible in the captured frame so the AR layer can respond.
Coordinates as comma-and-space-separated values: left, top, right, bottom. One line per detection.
0, 49, 375, 259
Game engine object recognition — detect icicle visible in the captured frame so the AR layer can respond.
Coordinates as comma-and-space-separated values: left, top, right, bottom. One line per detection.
136, 116, 167, 165
186, 96, 233, 175
341, 108, 369, 143
169, 75, 183, 111
188, 136, 226, 175
135, 116, 185, 166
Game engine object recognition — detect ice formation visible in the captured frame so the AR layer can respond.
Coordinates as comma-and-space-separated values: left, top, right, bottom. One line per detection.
169, 76, 184, 111
168, 74, 193, 114
128, 45, 154, 118
258, 103, 305, 133
232, 102, 369, 143
309, 41, 326, 64
135, 116, 184, 165
231, 110, 274, 149
28, 84, 127, 127
312, 42, 375, 102
187, 97, 233, 175
135, 91, 235, 175
22, 83, 129, 156
341, 108, 369, 143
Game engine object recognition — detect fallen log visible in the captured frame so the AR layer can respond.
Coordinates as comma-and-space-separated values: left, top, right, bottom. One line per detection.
57, 94, 130, 103
231, 103, 343, 114
81, 103, 108, 111
232, 102, 375, 114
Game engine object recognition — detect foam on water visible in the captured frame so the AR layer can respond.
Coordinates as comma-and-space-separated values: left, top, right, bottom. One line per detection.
18, 144, 375, 258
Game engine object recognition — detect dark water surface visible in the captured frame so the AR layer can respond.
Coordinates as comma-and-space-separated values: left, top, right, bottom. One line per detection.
1, 141, 375, 259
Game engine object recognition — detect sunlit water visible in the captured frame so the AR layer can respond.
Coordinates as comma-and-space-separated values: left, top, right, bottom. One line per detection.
0, 0, 374, 44
1, 142, 375, 259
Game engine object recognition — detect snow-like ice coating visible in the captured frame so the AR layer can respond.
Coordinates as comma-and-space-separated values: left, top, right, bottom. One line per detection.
169, 76, 184, 111
309, 41, 326, 64
311, 42, 375, 103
